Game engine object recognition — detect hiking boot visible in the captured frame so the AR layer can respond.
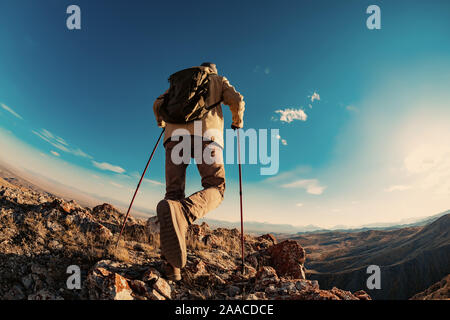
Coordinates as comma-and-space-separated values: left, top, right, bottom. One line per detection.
163, 263, 182, 282
157, 199, 188, 269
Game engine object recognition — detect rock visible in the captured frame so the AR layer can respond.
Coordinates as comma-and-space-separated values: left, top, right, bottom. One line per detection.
28, 289, 64, 300
87, 266, 134, 300
46, 220, 64, 233
95, 223, 113, 240
410, 274, 449, 300
147, 289, 166, 300
129, 279, 148, 293
255, 266, 279, 287
4, 285, 26, 300
142, 267, 161, 283
47, 199, 78, 214
227, 285, 240, 297
188, 260, 208, 278
49, 240, 63, 250
153, 278, 172, 299
257, 234, 277, 245
267, 240, 306, 279
330, 287, 359, 300
146, 216, 160, 233
353, 290, 372, 300
21, 274, 34, 290
62, 200, 80, 214
31, 263, 47, 276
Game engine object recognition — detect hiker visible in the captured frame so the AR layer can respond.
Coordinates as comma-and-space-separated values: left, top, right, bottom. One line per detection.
153, 62, 245, 281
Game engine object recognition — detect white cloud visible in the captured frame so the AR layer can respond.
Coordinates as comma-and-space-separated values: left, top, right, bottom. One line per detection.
72, 148, 91, 158
110, 181, 123, 188
275, 134, 287, 146
281, 179, 326, 195
275, 108, 308, 123
384, 185, 412, 192
50, 151, 60, 157
144, 178, 164, 186
296, 203, 304, 207
32, 129, 92, 159
55, 136, 68, 146
1, 103, 23, 120
92, 161, 126, 174
310, 92, 320, 103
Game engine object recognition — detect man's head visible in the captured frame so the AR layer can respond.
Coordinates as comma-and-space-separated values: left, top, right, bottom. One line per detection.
201, 62, 218, 74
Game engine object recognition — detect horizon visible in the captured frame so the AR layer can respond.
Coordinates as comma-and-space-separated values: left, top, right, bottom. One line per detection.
1, 0, 450, 228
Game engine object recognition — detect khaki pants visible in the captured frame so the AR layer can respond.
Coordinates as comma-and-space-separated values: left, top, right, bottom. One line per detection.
164, 136, 225, 223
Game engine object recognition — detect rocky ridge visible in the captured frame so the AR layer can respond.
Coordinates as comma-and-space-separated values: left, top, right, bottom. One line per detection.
0, 180, 371, 300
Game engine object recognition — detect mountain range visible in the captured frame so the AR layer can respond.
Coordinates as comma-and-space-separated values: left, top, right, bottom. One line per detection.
284, 214, 450, 299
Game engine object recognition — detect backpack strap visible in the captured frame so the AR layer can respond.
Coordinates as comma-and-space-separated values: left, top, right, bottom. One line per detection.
205, 100, 222, 111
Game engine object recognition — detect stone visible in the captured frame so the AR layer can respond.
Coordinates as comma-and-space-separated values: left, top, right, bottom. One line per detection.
87, 266, 134, 300
142, 267, 161, 283
31, 263, 47, 276
330, 287, 359, 300
4, 285, 26, 300
95, 223, 113, 239
353, 290, 372, 300
153, 277, 172, 299
257, 234, 277, 245
227, 285, 240, 297
28, 289, 64, 300
146, 216, 160, 233
267, 240, 306, 279
21, 274, 34, 290
147, 289, 166, 300
255, 266, 279, 286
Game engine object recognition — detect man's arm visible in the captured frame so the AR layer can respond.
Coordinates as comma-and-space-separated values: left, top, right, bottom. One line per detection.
221, 77, 245, 128
153, 90, 168, 128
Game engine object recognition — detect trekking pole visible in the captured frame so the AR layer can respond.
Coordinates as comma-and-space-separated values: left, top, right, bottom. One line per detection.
116, 128, 165, 248
237, 129, 245, 274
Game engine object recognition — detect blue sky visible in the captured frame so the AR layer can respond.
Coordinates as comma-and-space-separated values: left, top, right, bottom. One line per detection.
1, 0, 449, 228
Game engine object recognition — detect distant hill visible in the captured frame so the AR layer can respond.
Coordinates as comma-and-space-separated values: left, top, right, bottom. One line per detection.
202, 218, 324, 235
292, 214, 450, 299
202, 210, 450, 235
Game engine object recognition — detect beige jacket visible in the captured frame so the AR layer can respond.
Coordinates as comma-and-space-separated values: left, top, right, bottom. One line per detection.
153, 66, 245, 148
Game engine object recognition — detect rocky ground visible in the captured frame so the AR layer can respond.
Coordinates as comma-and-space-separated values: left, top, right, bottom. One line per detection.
410, 274, 450, 300
0, 179, 371, 300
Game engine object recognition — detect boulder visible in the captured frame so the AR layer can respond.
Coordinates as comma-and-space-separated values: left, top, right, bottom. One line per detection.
255, 266, 279, 286
86, 266, 133, 300
267, 240, 306, 279
153, 278, 172, 299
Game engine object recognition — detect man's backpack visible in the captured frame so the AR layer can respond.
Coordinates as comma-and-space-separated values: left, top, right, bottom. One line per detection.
159, 67, 221, 124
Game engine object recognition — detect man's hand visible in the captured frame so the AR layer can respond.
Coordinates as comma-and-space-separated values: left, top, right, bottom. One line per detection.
158, 120, 166, 128
231, 124, 241, 131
